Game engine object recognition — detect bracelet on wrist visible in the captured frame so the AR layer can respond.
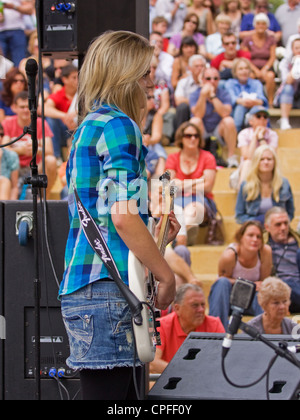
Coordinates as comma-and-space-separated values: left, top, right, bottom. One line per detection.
210, 95, 217, 100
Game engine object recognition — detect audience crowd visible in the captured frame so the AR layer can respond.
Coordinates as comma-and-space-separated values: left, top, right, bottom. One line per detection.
1, 0, 300, 375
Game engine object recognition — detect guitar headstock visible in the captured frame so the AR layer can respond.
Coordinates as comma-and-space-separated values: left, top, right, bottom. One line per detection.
159, 171, 176, 214
159, 170, 171, 183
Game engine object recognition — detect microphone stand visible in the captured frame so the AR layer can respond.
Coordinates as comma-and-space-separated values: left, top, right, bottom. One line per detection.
240, 321, 300, 369
25, 61, 48, 400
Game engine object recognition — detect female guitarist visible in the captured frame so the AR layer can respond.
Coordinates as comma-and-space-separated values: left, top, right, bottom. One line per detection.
59, 31, 179, 400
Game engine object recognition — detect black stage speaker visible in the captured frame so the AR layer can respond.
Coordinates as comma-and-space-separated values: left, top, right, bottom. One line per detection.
0, 200, 81, 400
148, 333, 300, 400
38, 0, 149, 59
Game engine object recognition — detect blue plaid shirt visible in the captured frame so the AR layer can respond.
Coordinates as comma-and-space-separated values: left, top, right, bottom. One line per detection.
59, 104, 149, 296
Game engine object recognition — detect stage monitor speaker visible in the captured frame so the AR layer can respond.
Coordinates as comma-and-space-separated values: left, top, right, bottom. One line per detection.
0, 200, 81, 400
148, 333, 300, 400
38, 0, 149, 59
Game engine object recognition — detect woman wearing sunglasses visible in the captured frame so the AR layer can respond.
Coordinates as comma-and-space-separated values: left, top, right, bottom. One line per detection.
165, 121, 217, 245
235, 105, 278, 188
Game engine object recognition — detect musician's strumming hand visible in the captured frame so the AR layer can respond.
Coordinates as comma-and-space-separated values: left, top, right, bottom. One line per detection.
155, 211, 181, 244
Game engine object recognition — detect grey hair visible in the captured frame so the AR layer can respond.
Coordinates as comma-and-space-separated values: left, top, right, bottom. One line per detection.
264, 206, 290, 225
253, 12, 270, 27
189, 54, 206, 67
257, 276, 291, 309
174, 283, 204, 305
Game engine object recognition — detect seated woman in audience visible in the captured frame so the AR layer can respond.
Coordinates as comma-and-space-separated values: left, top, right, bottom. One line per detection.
274, 37, 300, 130
165, 121, 217, 241
241, 12, 276, 106
235, 144, 295, 224
247, 276, 298, 334
225, 57, 268, 132
235, 105, 278, 188
209, 220, 272, 328
171, 36, 199, 90
220, 0, 242, 39
0, 68, 27, 122
167, 13, 206, 58
188, 0, 215, 36
239, 0, 281, 43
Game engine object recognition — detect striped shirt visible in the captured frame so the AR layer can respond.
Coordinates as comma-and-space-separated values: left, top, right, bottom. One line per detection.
59, 104, 149, 296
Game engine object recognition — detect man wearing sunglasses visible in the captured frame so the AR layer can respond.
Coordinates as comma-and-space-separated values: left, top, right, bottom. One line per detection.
190, 67, 238, 168
211, 32, 251, 80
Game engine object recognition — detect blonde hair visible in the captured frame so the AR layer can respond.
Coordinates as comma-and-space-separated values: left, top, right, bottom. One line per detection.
257, 276, 291, 310
231, 57, 252, 78
244, 145, 283, 202
77, 30, 154, 129
215, 14, 232, 25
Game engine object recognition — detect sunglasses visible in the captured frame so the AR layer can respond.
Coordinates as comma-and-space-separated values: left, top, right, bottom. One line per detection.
205, 77, 219, 81
12, 79, 25, 83
255, 113, 268, 119
147, 95, 155, 100
224, 41, 237, 46
186, 19, 198, 24
183, 133, 200, 139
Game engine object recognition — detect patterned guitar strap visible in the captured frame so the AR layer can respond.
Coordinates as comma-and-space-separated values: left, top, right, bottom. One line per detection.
71, 181, 143, 326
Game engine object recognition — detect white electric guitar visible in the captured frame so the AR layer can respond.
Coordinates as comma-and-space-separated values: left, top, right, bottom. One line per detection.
128, 171, 176, 363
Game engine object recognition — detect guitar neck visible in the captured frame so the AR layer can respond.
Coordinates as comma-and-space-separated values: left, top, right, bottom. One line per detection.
156, 171, 176, 257
156, 215, 170, 257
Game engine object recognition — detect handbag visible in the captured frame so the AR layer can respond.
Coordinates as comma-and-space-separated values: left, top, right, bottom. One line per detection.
202, 199, 225, 246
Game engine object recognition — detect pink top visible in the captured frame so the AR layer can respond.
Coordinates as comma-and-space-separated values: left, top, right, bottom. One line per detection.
241, 34, 276, 69
228, 243, 261, 282
238, 126, 278, 150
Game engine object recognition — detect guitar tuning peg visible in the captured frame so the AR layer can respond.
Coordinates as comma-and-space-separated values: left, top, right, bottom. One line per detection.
159, 170, 171, 182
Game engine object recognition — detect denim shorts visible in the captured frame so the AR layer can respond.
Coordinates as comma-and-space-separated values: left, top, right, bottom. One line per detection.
61, 281, 140, 370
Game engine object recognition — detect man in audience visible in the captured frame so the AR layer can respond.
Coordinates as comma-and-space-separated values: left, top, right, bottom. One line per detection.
44, 64, 78, 160
190, 67, 238, 167
0, 0, 34, 67
150, 284, 225, 374
2, 91, 57, 199
264, 207, 300, 313
275, 0, 300, 46
173, 54, 206, 132
151, 16, 169, 51
154, 0, 188, 39
210, 32, 251, 80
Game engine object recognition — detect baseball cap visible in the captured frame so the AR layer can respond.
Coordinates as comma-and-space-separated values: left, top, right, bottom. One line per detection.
248, 105, 269, 117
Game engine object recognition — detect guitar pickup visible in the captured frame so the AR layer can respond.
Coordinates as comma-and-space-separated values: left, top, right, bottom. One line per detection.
155, 332, 161, 346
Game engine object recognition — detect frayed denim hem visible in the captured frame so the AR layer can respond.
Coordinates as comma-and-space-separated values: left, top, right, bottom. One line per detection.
66, 359, 143, 371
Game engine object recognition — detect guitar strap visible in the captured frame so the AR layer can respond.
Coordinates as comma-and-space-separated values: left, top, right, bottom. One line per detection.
71, 181, 143, 326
